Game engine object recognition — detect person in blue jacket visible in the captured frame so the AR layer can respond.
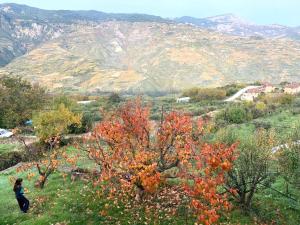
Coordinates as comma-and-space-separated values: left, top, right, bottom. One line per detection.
13, 178, 29, 213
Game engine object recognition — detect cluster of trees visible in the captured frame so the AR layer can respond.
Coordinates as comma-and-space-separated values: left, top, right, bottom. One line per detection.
182, 87, 227, 102
259, 93, 295, 106
0, 76, 46, 128
182, 84, 246, 102
217, 93, 295, 125
0, 76, 98, 133
216, 104, 253, 124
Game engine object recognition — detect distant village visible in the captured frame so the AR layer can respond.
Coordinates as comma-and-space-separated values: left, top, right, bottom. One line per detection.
176, 82, 300, 103
240, 82, 300, 101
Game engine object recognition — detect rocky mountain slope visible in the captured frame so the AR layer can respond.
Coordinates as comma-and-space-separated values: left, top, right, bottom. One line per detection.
0, 4, 300, 94
0, 3, 168, 67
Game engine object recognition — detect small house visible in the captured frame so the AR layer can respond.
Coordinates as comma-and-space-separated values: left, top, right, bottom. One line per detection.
261, 82, 275, 93
77, 100, 96, 105
284, 83, 300, 95
176, 97, 191, 103
241, 88, 261, 101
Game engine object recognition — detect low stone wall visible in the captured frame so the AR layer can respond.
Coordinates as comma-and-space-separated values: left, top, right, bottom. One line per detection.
0, 151, 24, 171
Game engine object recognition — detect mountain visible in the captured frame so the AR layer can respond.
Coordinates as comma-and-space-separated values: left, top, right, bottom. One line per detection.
175, 14, 300, 39
0, 4, 300, 95
0, 3, 169, 66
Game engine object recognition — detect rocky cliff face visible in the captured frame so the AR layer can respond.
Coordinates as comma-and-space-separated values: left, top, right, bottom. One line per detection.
0, 4, 65, 66
0, 3, 168, 67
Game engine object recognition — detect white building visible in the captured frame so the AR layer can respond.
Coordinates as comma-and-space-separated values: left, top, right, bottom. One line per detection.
262, 83, 275, 93
176, 97, 191, 103
241, 88, 261, 101
284, 83, 300, 95
77, 100, 96, 105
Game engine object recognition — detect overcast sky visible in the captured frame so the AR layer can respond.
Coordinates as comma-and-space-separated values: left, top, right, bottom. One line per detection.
0, 0, 299, 27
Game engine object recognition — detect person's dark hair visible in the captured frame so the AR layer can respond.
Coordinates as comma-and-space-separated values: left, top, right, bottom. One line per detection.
13, 178, 23, 192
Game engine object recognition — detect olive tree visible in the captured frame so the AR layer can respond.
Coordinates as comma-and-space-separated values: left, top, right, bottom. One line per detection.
217, 128, 277, 210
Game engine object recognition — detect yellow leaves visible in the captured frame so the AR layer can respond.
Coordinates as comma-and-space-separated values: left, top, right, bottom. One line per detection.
99, 210, 108, 216
33, 103, 82, 142
66, 156, 78, 166
41, 160, 49, 165
8, 176, 16, 185
51, 159, 59, 169
27, 172, 36, 181
255, 101, 267, 111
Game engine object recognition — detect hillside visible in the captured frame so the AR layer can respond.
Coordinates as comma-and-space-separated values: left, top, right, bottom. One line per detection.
0, 4, 300, 94
0, 3, 168, 67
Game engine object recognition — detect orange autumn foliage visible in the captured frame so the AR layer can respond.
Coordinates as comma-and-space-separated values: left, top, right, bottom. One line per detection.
85, 99, 237, 224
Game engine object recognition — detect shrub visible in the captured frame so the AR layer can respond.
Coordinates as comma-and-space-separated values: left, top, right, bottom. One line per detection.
218, 105, 252, 124
0, 76, 46, 128
182, 87, 226, 102
69, 112, 94, 134
261, 93, 294, 106
108, 92, 122, 104
33, 104, 81, 142
252, 121, 272, 130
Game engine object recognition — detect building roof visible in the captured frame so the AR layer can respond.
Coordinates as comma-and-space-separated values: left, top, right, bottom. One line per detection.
285, 83, 300, 89
247, 87, 264, 94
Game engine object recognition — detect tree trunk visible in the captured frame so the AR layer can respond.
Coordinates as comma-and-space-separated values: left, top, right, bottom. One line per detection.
245, 189, 255, 209
239, 191, 246, 207
35, 175, 47, 189
39, 180, 45, 189
135, 186, 145, 202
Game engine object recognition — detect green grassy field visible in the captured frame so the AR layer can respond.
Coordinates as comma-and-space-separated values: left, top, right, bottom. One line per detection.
0, 144, 18, 155
1, 146, 299, 225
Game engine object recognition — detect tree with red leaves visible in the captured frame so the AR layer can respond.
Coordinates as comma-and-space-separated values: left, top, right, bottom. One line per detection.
84, 99, 237, 224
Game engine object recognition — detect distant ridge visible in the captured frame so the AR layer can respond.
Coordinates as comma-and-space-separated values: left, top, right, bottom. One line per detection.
175, 14, 300, 39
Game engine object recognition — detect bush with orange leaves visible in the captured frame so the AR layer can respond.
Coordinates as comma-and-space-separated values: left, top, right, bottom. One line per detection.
84, 99, 237, 224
